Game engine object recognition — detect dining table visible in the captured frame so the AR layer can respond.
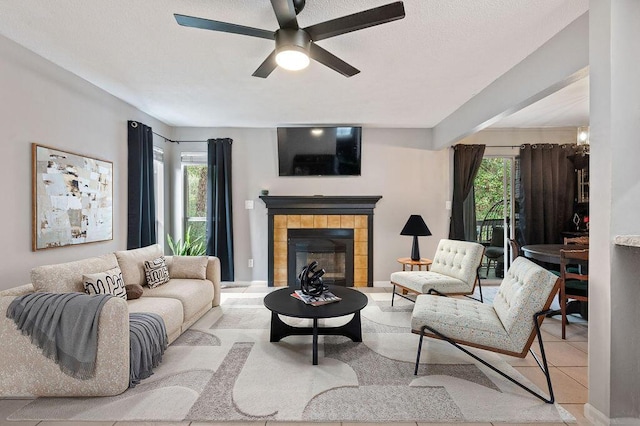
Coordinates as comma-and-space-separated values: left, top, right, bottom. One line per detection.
521, 244, 588, 265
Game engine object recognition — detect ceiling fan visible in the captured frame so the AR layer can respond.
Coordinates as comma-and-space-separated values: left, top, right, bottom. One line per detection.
174, 0, 405, 78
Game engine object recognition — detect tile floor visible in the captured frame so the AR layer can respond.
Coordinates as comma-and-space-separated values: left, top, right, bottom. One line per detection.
0, 283, 591, 426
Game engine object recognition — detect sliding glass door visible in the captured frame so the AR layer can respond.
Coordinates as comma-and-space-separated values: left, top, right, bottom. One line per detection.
473, 156, 515, 279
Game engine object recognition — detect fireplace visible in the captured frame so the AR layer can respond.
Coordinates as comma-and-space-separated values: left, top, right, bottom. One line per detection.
260, 195, 382, 287
288, 229, 354, 287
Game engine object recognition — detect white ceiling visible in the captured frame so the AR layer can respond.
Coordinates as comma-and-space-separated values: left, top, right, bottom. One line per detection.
0, 0, 589, 129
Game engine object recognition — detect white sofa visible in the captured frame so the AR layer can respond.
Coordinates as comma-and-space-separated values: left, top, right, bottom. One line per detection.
0, 244, 221, 397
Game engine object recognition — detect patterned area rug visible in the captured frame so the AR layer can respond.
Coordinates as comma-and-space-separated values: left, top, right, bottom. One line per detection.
8, 289, 574, 423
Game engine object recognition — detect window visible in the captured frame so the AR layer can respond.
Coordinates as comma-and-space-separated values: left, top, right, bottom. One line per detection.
181, 152, 208, 244
153, 146, 165, 249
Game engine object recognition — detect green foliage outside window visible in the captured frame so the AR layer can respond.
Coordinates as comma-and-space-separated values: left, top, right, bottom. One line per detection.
474, 158, 511, 222
184, 164, 208, 244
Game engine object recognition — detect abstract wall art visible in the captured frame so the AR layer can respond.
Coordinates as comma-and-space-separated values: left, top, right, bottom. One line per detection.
32, 144, 113, 250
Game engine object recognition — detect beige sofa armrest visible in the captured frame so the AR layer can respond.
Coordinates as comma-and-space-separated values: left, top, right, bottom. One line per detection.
207, 256, 222, 307
0, 295, 130, 397
0, 283, 35, 297
164, 255, 221, 307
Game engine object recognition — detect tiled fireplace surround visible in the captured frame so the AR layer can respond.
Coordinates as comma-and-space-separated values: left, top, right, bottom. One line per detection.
260, 196, 382, 287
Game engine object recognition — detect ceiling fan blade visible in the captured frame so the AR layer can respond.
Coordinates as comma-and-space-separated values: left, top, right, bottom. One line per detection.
270, 0, 299, 29
304, 1, 405, 42
309, 44, 360, 77
174, 14, 275, 40
252, 51, 278, 78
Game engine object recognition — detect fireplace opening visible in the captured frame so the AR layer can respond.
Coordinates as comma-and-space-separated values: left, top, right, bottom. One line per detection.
288, 229, 354, 287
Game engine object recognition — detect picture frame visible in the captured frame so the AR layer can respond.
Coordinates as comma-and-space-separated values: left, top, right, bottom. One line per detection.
32, 143, 113, 250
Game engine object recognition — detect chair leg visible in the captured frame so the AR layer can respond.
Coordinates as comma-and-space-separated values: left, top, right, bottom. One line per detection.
464, 270, 484, 303
414, 310, 555, 404
560, 286, 567, 340
391, 284, 396, 306
414, 330, 425, 376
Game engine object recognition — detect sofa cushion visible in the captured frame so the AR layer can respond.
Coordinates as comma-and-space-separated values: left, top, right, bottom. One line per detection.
125, 284, 144, 300
391, 271, 470, 294
411, 294, 514, 352
144, 256, 170, 288
32, 253, 119, 294
115, 244, 163, 286
83, 266, 127, 299
127, 296, 183, 343
166, 256, 208, 280
142, 279, 214, 323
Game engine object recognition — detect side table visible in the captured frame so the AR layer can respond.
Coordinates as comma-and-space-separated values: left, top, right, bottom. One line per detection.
397, 257, 432, 271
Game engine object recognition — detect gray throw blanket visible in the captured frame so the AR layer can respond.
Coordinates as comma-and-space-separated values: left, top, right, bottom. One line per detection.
6, 292, 112, 380
129, 312, 167, 388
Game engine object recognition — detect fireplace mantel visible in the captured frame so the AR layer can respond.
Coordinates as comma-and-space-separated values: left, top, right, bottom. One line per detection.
260, 195, 382, 213
261, 195, 382, 287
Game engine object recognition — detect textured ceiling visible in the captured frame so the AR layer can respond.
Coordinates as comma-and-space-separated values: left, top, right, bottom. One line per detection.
0, 0, 589, 128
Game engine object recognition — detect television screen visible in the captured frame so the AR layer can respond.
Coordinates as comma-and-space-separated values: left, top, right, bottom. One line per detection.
277, 127, 362, 176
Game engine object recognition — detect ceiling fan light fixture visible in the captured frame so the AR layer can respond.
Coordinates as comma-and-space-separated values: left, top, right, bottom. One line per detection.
275, 29, 311, 71
276, 48, 309, 71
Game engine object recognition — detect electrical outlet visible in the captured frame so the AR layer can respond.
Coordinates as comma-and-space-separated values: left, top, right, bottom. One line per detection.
445, 200, 452, 210
245, 200, 254, 209
248, 259, 254, 268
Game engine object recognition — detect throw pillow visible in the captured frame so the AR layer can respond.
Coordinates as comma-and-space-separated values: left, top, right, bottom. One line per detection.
167, 256, 208, 280
125, 284, 144, 300
32, 253, 119, 294
83, 266, 127, 299
115, 244, 163, 286
144, 256, 170, 288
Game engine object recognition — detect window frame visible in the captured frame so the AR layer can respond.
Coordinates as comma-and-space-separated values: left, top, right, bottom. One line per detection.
181, 152, 208, 241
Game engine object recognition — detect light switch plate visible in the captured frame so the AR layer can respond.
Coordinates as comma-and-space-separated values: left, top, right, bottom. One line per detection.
445, 200, 452, 210
245, 200, 254, 209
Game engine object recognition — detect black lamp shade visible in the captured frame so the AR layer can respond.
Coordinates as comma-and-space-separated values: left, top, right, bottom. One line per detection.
400, 215, 432, 237
400, 215, 431, 261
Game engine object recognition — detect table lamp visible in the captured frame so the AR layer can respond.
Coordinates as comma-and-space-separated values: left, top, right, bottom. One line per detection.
400, 215, 432, 261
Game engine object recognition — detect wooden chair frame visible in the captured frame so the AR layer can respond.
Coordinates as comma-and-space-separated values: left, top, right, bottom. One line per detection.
391, 267, 484, 305
560, 248, 589, 339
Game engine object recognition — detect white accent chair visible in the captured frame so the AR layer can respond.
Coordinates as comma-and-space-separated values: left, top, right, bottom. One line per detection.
411, 256, 560, 403
390, 239, 485, 305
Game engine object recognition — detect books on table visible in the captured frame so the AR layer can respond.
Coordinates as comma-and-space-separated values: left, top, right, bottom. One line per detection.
291, 290, 342, 306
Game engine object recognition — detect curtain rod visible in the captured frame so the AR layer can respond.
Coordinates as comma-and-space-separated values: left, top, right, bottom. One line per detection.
152, 131, 207, 144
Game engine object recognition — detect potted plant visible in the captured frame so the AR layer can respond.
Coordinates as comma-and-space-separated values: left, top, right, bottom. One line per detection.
167, 226, 206, 256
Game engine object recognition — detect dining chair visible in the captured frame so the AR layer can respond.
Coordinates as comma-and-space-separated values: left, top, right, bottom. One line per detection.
559, 248, 589, 339
509, 238, 520, 261
564, 235, 589, 245
484, 226, 505, 278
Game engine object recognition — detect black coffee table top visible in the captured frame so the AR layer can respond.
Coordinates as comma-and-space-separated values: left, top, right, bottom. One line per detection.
263, 285, 368, 319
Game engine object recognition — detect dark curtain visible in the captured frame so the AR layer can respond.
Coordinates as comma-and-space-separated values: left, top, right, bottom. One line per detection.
206, 138, 234, 281
517, 144, 577, 245
463, 186, 478, 242
449, 144, 486, 240
127, 120, 156, 249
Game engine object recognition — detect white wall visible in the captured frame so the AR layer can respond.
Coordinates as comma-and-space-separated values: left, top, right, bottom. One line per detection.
0, 34, 171, 290
586, 0, 640, 422
170, 127, 448, 284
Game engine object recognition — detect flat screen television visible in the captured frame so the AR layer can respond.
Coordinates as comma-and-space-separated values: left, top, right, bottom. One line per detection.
277, 126, 362, 176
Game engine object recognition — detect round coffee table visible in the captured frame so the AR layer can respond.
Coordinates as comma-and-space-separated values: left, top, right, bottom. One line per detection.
263, 285, 368, 365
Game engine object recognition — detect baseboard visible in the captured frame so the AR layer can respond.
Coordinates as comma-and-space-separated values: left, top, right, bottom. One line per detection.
222, 280, 268, 287
373, 281, 392, 288
585, 403, 640, 426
